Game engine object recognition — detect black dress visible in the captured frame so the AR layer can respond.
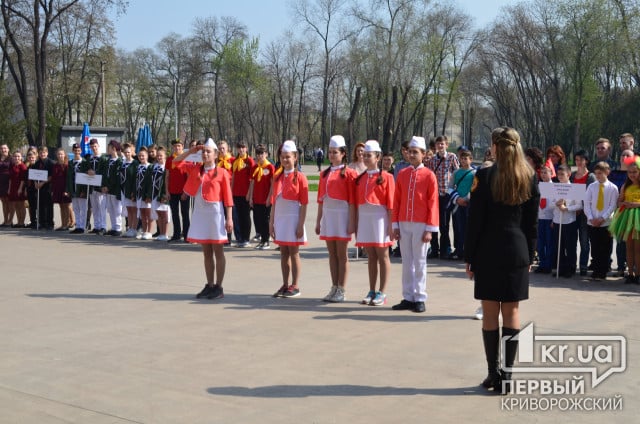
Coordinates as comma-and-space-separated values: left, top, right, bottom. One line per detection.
464, 166, 539, 302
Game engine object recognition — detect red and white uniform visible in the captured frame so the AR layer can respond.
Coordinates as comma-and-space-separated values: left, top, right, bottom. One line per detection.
355, 170, 395, 247
318, 165, 356, 241
392, 164, 439, 303
271, 169, 308, 246
177, 161, 233, 244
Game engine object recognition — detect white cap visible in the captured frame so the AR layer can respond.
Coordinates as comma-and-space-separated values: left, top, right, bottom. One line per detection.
204, 138, 217, 149
329, 135, 346, 149
364, 140, 381, 152
409, 136, 426, 151
282, 140, 297, 153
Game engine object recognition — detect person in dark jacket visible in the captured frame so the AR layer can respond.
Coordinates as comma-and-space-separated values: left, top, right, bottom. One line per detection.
464, 127, 539, 394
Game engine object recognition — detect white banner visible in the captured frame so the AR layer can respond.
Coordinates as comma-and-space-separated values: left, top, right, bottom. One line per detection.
75, 173, 103, 186
28, 169, 48, 182
539, 182, 586, 201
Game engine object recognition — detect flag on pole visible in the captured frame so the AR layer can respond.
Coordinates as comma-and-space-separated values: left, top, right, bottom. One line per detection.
80, 123, 92, 157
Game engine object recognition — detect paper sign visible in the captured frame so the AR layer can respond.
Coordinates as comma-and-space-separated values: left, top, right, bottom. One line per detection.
184, 152, 203, 163
75, 173, 103, 186
539, 182, 586, 201
28, 169, 48, 181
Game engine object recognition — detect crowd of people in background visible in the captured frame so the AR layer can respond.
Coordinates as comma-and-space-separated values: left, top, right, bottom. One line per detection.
1, 131, 639, 295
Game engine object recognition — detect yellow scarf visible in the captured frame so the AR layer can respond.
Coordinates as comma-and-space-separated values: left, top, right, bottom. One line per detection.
274, 166, 284, 178
252, 159, 272, 182
232, 153, 248, 172
218, 153, 231, 170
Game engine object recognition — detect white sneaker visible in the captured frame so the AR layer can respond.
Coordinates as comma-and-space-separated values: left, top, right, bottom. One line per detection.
156, 235, 168, 241
259, 242, 271, 250
331, 287, 346, 302
474, 306, 483, 320
323, 286, 337, 302
123, 228, 136, 238
135, 231, 142, 240
142, 232, 152, 240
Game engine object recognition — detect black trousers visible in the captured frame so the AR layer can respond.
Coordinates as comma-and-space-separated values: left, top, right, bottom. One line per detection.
588, 226, 613, 276
37, 187, 54, 228
234, 196, 252, 242
431, 194, 452, 255
27, 187, 37, 226
169, 193, 190, 239
253, 204, 271, 243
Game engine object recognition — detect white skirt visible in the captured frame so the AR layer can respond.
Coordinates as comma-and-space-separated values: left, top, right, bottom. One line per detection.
136, 199, 151, 209
121, 191, 136, 211
356, 203, 392, 247
273, 195, 307, 246
319, 197, 351, 241
151, 200, 171, 221
186, 188, 227, 244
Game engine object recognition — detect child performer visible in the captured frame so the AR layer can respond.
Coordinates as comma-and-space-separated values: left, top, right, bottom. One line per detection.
355, 140, 395, 306
86, 139, 107, 235
584, 162, 618, 280
231, 140, 255, 247
315, 135, 357, 303
391, 136, 439, 313
52, 148, 74, 231
551, 165, 581, 278
270, 140, 309, 298
67, 144, 87, 233
8, 151, 27, 227
149, 147, 170, 241
609, 157, 640, 284
247, 144, 275, 250
534, 165, 555, 274
134, 147, 152, 240
174, 138, 233, 299
102, 140, 123, 236
120, 143, 139, 238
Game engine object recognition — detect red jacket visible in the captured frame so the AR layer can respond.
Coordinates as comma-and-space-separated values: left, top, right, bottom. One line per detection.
318, 166, 357, 204
392, 164, 439, 232
177, 161, 233, 206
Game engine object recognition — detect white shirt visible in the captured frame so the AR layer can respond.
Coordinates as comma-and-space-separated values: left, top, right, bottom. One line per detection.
583, 179, 618, 226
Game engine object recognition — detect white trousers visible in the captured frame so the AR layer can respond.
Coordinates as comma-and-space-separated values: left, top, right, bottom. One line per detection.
72, 198, 88, 230
398, 222, 431, 302
105, 194, 123, 231
90, 190, 106, 230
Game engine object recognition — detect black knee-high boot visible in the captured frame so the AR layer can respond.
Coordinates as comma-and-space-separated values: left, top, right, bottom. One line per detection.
482, 329, 501, 389
501, 327, 520, 394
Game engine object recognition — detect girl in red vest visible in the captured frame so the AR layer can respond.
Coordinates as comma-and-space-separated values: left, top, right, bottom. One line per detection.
270, 140, 308, 298
315, 135, 357, 302
174, 139, 234, 300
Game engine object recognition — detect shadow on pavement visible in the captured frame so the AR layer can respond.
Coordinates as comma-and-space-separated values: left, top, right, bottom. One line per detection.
206, 384, 497, 397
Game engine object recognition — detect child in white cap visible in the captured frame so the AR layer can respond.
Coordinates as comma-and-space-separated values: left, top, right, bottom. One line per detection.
173, 138, 234, 300
354, 140, 395, 306
392, 136, 439, 313
270, 140, 309, 298
316, 135, 357, 302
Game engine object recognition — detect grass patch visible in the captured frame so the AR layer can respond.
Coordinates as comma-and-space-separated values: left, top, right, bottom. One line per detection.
308, 183, 318, 192
306, 175, 319, 181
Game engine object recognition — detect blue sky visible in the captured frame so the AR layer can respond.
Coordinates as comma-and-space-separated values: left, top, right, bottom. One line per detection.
113, 0, 514, 51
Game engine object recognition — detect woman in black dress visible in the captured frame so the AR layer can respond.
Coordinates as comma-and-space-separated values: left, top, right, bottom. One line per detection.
464, 127, 539, 393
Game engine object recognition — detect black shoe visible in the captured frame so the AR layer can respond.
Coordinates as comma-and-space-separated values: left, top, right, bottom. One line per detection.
413, 301, 426, 313
96, 229, 106, 236
579, 269, 587, 276
108, 230, 122, 236
392, 299, 415, 310
634, 276, 640, 285
196, 284, 213, 299
152, 231, 159, 238
427, 251, 439, 259
207, 285, 224, 300
70, 228, 84, 234
168, 236, 181, 242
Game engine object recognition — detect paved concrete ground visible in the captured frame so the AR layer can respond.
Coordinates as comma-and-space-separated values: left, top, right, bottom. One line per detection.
0, 164, 638, 423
